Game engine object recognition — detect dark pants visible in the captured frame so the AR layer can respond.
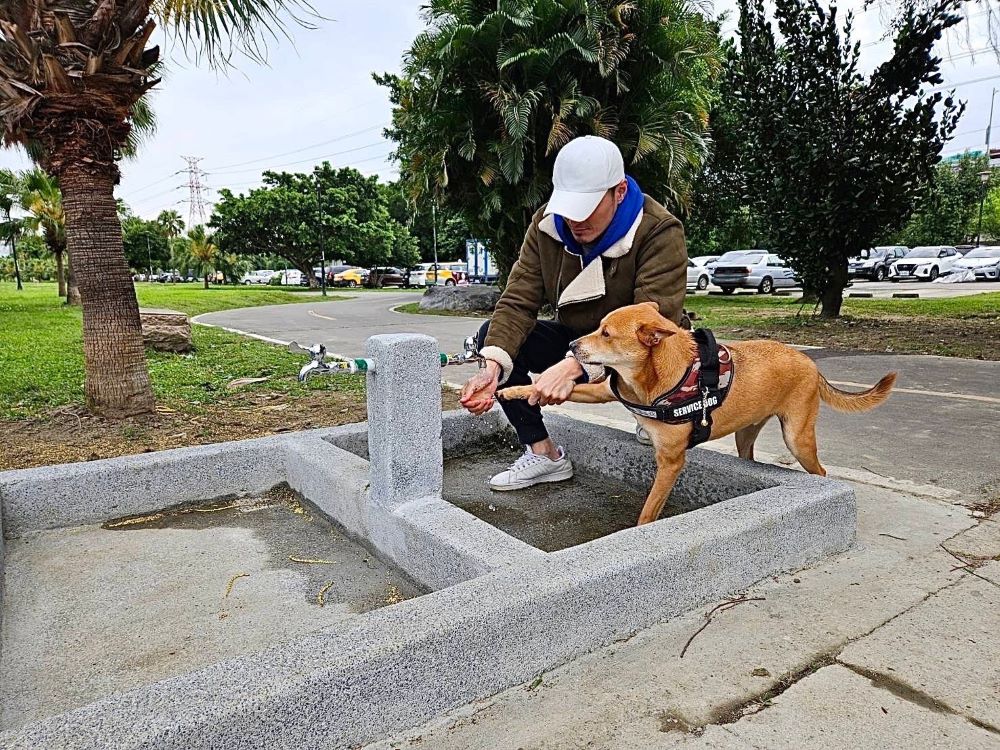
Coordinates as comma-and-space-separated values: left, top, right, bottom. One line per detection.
476, 319, 585, 445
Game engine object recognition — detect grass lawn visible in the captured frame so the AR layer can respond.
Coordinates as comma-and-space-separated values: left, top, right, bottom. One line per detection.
0, 282, 457, 470
397, 292, 1000, 360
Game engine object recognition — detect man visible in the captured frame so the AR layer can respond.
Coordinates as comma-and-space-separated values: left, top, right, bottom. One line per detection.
460, 135, 688, 490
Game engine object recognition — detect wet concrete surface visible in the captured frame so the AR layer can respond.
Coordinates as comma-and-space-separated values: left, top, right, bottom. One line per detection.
0, 485, 423, 732
443, 447, 681, 551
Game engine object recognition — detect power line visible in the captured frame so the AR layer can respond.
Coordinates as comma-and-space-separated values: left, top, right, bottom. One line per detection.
928, 73, 1000, 92
207, 140, 391, 177
204, 124, 386, 171
212, 151, 396, 191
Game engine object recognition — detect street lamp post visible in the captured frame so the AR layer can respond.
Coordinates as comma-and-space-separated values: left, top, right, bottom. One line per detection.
315, 182, 327, 298
431, 202, 439, 285
976, 170, 991, 247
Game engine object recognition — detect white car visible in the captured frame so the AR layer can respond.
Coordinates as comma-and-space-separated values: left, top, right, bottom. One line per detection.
408, 262, 458, 287
711, 251, 797, 294
890, 247, 960, 282
686, 258, 716, 291
952, 246, 1000, 281
242, 269, 276, 285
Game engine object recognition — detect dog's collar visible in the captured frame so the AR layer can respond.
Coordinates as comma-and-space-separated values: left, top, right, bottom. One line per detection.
609, 328, 733, 448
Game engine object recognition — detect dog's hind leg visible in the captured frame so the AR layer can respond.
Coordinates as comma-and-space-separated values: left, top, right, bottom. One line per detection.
637, 445, 686, 525
735, 419, 770, 461
778, 404, 826, 477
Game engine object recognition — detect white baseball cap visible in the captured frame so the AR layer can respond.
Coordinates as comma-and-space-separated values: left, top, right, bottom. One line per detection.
544, 136, 625, 221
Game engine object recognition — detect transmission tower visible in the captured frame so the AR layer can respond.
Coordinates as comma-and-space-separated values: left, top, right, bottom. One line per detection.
181, 156, 209, 227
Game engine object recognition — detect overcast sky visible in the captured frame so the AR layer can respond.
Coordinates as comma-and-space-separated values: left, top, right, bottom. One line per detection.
1, 0, 997, 223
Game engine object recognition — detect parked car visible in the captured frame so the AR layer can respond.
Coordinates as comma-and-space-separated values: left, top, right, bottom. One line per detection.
848, 246, 908, 281
367, 267, 407, 288
711, 251, 797, 294
155, 272, 183, 283
446, 263, 469, 284
890, 246, 960, 281
331, 266, 368, 287
686, 259, 712, 291
952, 246, 1000, 281
272, 269, 303, 286
408, 262, 459, 287
955, 245, 977, 256
241, 269, 276, 285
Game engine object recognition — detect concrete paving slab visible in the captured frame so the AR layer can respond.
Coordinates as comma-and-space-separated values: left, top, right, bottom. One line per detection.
0, 487, 423, 732
362, 484, 974, 749
947, 520, 1000, 561
726, 664, 999, 749
838, 562, 1000, 732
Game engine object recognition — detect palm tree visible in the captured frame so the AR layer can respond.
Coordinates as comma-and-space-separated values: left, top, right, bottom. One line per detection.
174, 225, 219, 289
378, 0, 720, 277
157, 209, 185, 240
0, 168, 23, 290
18, 168, 67, 297
0, 2, 316, 418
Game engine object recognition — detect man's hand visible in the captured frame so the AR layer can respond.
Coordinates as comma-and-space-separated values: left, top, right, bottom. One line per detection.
460, 360, 501, 416
529, 358, 584, 406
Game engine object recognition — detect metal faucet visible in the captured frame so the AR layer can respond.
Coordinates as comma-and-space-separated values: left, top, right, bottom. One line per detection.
291, 334, 484, 382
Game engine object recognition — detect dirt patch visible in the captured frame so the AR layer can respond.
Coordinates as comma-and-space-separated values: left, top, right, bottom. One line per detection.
0, 389, 463, 471
714, 314, 999, 360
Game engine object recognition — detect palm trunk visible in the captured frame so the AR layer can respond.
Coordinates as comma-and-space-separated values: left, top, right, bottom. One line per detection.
204, 273, 210, 290
55, 248, 66, 298
60, 164, 155, 418
65, 251, 81, 305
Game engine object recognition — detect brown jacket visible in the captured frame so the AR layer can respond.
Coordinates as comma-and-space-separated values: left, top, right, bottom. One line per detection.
480, 194, 688, 381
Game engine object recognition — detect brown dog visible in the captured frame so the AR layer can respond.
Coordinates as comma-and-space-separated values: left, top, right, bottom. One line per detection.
499, 302, 896, 525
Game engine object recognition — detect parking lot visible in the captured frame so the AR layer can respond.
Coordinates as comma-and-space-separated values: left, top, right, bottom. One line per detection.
689, 278, 998, 299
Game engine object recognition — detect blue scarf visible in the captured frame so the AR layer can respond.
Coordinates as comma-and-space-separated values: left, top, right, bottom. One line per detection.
554, 175, 644, 267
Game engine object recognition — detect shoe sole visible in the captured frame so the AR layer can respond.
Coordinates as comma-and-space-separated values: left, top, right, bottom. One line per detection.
489, 466, 575, 491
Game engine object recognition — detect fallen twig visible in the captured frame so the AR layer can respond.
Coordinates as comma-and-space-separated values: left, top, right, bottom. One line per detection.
939, 543, 1000, 590
288, 555, 337, 565
224, 572, 249, 598
878, 533, 908, 541
680, 595, 766, 659
316, 581, 335, 607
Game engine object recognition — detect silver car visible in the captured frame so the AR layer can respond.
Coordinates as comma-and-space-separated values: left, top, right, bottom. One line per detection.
710, 251, 797, 294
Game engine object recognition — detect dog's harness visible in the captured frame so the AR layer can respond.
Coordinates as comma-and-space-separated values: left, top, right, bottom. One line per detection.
609, 328, 734, 448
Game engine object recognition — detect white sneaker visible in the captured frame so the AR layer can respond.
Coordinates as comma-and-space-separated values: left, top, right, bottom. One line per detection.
636, 423, 653, 445
489, 447, 574, 491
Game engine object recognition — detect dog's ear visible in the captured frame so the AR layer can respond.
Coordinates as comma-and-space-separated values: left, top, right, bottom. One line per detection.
640, 301, 659, 313
637, 323, 675, 347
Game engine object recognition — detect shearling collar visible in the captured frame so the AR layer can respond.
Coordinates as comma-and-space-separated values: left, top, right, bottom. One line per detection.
539, 212, 644, 307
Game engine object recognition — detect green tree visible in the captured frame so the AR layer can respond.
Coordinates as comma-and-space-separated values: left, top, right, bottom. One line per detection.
684, 44, 767, 256
0, 1, 316, 417
212, 165, 419, 282
0, 168, 24, 290
381, 182, 470, 263
172, 225, 219, 288
18, 168, 67, 296
734, 0, 963, 317
893, 154, 992, 246
156, 209, 186, 240
122, 216, 171, 277
377, 0, 720, 278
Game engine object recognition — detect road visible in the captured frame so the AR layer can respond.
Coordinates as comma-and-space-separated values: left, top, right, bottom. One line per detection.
196, 292, 1000, 500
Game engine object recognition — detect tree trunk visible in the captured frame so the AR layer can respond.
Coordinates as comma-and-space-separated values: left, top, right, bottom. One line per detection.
60, 165, 155, 418
65, 251, 81, 305
819, 261, 848, 318
204, 273, 210, 290
55, 248, 66, 298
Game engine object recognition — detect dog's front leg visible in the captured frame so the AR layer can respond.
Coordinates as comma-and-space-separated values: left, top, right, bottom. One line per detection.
637, 442, 687, 525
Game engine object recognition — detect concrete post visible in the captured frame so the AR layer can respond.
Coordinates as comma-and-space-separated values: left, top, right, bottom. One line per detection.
365, 334, 443, 508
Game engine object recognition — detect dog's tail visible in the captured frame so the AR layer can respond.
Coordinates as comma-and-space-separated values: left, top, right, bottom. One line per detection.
818, 372, 897, 413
